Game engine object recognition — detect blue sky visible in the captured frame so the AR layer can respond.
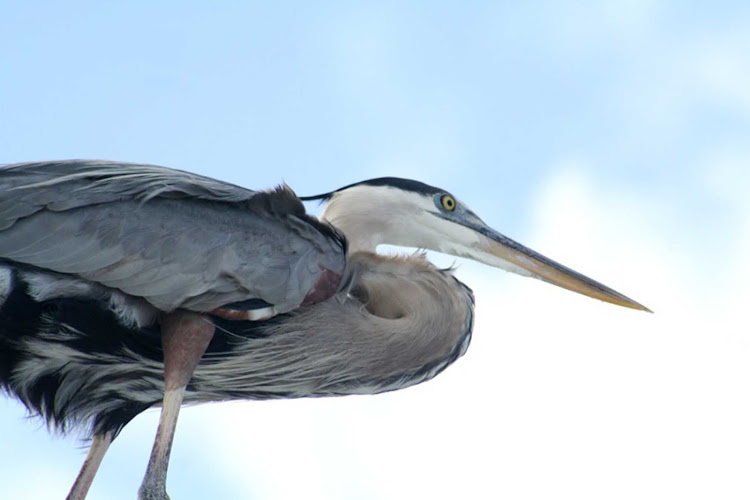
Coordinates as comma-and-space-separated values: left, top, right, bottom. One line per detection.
1, 2, 749, 499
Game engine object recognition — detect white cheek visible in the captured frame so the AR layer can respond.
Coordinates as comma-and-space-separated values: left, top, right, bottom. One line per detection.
381, 210, 452, 250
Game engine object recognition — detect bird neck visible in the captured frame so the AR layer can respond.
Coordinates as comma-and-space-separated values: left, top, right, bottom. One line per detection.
189, 252, 475, 399
318, 188, 428, 253
319, 193, 387, 253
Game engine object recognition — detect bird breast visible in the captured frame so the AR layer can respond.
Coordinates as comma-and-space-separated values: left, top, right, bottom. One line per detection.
191, 252, 475, 399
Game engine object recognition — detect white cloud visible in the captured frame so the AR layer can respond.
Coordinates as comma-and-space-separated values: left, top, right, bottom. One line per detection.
693, 36, 750, 112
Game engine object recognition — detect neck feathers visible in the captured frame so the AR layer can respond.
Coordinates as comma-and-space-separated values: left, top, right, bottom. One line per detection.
191, 252, 475, 398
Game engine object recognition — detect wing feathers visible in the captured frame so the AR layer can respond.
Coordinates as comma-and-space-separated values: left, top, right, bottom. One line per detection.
0, 161, 346, 314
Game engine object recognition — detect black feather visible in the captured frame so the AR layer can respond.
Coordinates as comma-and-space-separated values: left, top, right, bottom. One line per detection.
299, 177, 443, 202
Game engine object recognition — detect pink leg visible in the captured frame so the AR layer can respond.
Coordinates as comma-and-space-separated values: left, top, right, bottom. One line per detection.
138, 311, 214, 500
66, 431, 113, 500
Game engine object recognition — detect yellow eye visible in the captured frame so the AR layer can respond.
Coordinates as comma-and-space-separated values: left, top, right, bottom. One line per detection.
441, 194, 456, 211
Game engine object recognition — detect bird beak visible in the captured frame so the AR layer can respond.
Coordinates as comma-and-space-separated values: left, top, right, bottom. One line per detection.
455, 219, 651, 312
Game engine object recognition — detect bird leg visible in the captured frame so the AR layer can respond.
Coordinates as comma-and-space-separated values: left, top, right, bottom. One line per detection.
138, 311, 214, 500
66, 431, 113, 500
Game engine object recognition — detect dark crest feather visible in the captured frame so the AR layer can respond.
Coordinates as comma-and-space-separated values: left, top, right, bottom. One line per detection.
299, 177, 442, 202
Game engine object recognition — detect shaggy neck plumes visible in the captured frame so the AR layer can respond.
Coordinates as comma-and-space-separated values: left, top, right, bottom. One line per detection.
189, 252, 475, 399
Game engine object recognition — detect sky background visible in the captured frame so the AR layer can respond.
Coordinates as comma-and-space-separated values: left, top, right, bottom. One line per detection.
1, 1, 749, 499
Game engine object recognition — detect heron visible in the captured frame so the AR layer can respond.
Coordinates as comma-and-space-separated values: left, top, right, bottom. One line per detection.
0, 160, 649, 499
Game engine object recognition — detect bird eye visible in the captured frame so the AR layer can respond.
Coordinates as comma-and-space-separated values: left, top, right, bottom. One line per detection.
440, 194, 456, 211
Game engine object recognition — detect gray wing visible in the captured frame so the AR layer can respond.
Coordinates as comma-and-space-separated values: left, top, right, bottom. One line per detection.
0, 160, 346, 314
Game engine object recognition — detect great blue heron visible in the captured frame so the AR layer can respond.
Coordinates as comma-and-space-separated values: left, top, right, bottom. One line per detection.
0, 161, 649, 499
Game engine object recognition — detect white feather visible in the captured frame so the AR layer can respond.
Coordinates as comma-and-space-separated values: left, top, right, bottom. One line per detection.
0, 265, 12, 305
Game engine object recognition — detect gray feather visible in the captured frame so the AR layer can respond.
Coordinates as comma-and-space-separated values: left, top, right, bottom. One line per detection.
1, 252, 473, 435
0, 161, 346, 313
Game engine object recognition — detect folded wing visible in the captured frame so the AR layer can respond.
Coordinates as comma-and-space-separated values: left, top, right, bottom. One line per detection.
0, 160, 346, 314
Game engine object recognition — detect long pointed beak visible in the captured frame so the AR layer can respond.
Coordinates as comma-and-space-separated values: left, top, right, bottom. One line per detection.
467, 222, 651, 312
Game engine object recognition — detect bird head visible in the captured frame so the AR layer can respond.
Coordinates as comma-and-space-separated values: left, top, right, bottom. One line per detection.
301, 178, 649, 312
